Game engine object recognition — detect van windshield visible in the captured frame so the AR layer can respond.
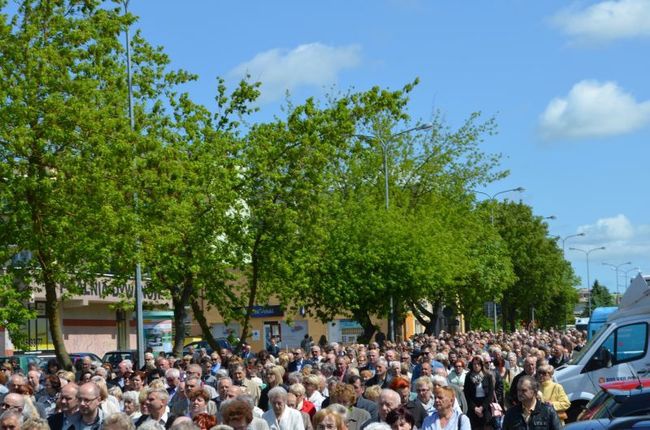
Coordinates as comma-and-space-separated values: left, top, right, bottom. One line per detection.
569, 323, 611, 365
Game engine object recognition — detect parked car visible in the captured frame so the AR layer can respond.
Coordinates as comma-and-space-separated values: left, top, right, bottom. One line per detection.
102, 350, 138, 371
566, 416, 650, 430
579, 378, 650, 421
577, 384, 650, 422
182, 339, 231, 356
69, 352, 102, 369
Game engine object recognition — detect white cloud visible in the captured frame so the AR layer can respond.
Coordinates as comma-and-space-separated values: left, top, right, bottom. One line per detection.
578, 214, 635, 241
228, 43, 361, 103
553, 0, 650, 42
539, 80, 650, 139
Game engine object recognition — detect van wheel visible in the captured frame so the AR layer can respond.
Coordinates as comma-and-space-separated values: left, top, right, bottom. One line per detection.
566, 400, 588, 423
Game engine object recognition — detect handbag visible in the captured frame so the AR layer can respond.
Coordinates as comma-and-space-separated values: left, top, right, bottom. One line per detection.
490, 384, 503, 417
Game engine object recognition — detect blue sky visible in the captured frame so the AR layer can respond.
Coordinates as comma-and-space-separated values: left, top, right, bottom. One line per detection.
129, 0, 650, 296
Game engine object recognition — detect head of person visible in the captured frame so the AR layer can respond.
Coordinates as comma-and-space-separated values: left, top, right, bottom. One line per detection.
129, 371, 146, 391
186, 364, 202, 380
217, 377, 233, 399
1, 393, 24, 415
220, 399, 253, 430
77, 382, 101, 419
59, 383, 79, 415
414, 377, 433, 403
165, 368, 181, 389
433, 386, 456, 415
420, 362, 432, 377
388, 377, 411, 405
386, 406, 415, 430
184, 376, 203, 398
378, 389, 401, 422
188, 389, 210, 416
145, 387, 169, 420
524, 356, 538, 376
44, 374, 62, 397
368, 349, 380, 365
265, 366, 283, 388
268, 387, 288, 418
313, 409, 346, 430
118, 360, 133, 377
303, 374, 320, 397
26, 370, 41, 390
469, 355, 485, 374
0, 410, 23, 430
231, 365, 246, 384
375, 358, 388, 377
122, 390, 140, 416
452, 360, 465, 374
103, 413, 136, 430
536, 364, 554, 384
517, 375, 539, 405
335, 356, 348, 374
192, 413, 216, 430
329, 383, 356, 408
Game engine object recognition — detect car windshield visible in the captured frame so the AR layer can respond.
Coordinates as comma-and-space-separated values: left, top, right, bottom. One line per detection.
569, 323, 611, 365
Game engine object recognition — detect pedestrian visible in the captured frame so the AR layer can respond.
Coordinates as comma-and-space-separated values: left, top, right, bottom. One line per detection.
502, 376, 561, 430
463, 356, 494, 430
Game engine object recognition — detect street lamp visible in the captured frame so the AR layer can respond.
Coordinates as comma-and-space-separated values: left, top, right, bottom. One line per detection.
561, 233, 586, 253
621, 266, 640, 293
356, 122, 433, 341
570, 246, 606, 316
472, 186, 525, 332
602, 261, 631, 302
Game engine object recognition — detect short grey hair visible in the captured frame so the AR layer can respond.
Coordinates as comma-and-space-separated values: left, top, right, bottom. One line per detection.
165, 368, 180, 379
431, 375, 448, 387
123, 390, 140, 406
267, 386, 288, 402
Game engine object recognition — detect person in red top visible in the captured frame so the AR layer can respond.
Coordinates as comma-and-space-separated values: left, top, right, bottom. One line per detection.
289, 383, 316, 417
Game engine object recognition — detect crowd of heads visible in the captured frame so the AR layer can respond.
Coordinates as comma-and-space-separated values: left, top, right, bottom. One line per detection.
0, 326, 585, 430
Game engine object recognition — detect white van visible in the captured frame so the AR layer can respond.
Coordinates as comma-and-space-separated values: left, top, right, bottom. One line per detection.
556, 273, 650, 421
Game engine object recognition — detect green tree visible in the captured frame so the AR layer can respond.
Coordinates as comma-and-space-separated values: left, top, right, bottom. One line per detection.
136, 78, 260, 356
586, 280, 615, 313
493, 201, 579, 330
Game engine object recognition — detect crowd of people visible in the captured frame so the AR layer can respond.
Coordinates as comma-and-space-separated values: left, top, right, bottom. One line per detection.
0, 328, 586, 430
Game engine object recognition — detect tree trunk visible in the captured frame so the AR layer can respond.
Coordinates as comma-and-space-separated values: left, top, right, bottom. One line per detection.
43, 273, 72, 370
172, 281, 194, 357
410, 301, 437, 335
354, 311, 376, 344
239, 233, 263, 353
191, 299, 221, 352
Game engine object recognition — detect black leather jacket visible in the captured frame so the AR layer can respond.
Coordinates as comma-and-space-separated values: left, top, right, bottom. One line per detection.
503, 400, 562, 430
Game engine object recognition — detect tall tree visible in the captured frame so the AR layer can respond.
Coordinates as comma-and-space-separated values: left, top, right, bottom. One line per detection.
493, 201, 579, 330
585, 280, 615, 313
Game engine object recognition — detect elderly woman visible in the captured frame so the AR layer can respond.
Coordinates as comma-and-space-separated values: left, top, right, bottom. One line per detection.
261, 386, 305, 429
329, 383, 370, 430
189, 389, 211, 418
303, 374, 325, 412
128, 371, 147, 393
448, 359, 467, 390
537, 364, 570, 423
122, 390, 142, 421
90, 376, 121, 416
313, 409, 346, 430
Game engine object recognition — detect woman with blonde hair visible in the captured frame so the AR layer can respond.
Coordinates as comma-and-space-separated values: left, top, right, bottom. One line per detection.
313, 408, 347, 430
90, 376, 121, 416
537, 364, 570, 423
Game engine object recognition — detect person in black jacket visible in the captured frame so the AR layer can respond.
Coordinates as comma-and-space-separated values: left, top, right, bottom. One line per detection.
503, 376, 561, 430
463, 355, 494, 430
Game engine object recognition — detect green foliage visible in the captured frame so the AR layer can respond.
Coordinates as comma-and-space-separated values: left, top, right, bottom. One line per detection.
585, 280, 615, 314
493, 202, 580, 329
0, 275, 36, 350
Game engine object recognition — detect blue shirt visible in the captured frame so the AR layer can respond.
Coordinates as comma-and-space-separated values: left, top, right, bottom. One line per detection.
421, 410, 471, 430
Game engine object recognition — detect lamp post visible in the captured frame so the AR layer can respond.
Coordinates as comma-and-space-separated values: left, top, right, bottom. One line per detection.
621, 266, 640, 293
124, 0, 144, 367
561, 233, 586, 253
472, 187, 525, 332
570, 246, 606, 316
602, 261, 631, 303
356, 123, 433, 341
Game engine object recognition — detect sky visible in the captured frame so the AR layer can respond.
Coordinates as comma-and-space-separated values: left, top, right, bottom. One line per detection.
127, 0, 650, 296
